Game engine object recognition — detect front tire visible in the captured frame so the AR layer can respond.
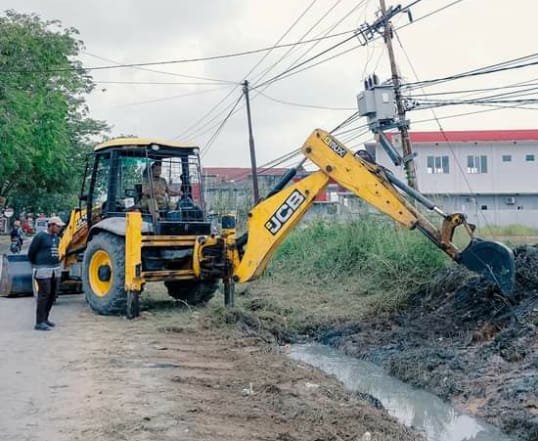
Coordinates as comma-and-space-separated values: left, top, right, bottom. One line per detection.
164, 280, 218, 305
82, 233, 127, 315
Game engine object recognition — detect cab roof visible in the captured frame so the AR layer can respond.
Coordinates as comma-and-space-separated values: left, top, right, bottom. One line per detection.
95, 137, 198, 151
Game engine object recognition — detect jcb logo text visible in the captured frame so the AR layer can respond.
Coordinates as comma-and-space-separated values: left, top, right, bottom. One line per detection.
265, 190, 306, 235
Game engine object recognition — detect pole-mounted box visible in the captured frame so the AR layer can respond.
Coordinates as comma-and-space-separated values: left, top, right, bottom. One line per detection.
357, 86, 395, 123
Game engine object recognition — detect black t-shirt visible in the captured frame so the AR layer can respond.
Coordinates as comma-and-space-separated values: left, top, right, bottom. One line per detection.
27, 231, 61, 267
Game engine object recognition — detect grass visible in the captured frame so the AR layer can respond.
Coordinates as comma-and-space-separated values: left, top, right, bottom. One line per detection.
141, 219, 534, 343
204, 216, 452, 342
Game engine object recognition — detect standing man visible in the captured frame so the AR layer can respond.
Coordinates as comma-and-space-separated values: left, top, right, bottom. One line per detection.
27, 216, 65, 331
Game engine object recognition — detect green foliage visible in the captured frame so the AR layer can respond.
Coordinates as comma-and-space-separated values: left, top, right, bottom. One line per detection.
204, 217, 452, 342
271, 216, 450, 296
0, 10, 108, 214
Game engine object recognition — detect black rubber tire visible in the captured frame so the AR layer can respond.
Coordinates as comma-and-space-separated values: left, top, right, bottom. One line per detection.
82, 233, 127, 315
164, 280, 218, 305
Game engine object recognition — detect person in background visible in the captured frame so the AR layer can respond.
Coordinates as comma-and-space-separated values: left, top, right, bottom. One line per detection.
10, 220, 24, 250
22, 217, 33, 235
27, 216, 65, 331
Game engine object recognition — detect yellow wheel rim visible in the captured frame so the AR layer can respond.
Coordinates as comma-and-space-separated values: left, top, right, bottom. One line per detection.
88, 250, 113, 298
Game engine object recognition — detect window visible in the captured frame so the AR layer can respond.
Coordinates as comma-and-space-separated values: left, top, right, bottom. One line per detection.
467, 155, 488, 174
502, 154, 512, 162
526, 154, 535, 162
426, 155, 449, 174
92, 155, 111, 206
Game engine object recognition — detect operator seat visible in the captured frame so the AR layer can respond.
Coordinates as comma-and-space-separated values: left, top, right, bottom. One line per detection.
179, 196, 204, 221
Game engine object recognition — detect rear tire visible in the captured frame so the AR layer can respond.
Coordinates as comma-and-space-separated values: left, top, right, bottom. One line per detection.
165, 280, 218, 305
82, 233, 127, 315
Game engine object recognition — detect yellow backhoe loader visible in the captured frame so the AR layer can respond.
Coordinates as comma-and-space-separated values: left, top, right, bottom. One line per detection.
0, 130, 515, 317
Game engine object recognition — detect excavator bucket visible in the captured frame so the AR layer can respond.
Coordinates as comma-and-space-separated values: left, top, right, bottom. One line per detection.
0, 254, 34, 297
459, 238, 515, 295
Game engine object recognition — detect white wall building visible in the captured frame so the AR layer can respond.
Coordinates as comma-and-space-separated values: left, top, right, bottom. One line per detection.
369, 129, 538, 228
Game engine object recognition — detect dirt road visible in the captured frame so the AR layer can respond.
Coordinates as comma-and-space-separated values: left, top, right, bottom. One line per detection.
0, 292, 421, 441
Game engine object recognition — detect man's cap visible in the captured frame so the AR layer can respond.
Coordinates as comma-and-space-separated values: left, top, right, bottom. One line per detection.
48, 216, 65, 226
151, 160, 162, 167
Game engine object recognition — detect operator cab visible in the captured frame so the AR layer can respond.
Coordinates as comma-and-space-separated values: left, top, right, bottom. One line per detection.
82, 138, 210, 235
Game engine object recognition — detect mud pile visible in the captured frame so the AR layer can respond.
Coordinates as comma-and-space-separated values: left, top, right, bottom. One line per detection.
333, 245, 538, 441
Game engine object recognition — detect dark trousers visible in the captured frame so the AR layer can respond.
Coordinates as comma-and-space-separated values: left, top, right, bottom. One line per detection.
35, 274, 58, 324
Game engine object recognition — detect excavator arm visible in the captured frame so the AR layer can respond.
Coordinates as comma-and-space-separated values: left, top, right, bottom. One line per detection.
220, 129, 515, 294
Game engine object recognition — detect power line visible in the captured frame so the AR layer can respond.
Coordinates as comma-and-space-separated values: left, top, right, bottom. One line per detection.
392, 22, 496, 230
191, 0, 322, 154
94, 80, 233, 86
251, 0, 349, 86
406, 79, 538, 98
174, 89, 242, 140
252, 32, 359, 89
201, 94, 244, 157
330, 112, 363, 133
247, 0, 321, 85
200, 0, 371, 161
410, 104, 534, 125
181, 96, 245, 142
410, 82, 538, 109
415, 98, 538, 110
256, 90, 355, 110
115, 86, 233, 108
403, 53, 538, 90
81, 51, 236, 84
251, 0, 464, 90
0, 29, 361, 74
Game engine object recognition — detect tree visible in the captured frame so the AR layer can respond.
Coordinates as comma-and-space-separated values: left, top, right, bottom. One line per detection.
0, 10, 108, 215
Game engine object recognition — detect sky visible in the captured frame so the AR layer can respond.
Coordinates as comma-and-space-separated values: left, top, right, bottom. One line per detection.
3, 0, 538, 167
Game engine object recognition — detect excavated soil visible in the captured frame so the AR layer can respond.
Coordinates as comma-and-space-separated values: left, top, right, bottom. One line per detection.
329, 245, 538, 441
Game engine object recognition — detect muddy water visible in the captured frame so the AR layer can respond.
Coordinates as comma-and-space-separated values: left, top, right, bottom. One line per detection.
290, 344, 517, 441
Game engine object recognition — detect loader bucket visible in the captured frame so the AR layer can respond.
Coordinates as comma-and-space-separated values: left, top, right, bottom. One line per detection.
460, 238, 515, 295
0, 254, 34, 297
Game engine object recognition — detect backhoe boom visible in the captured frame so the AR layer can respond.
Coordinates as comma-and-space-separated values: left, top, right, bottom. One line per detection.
215, 129, 514, 295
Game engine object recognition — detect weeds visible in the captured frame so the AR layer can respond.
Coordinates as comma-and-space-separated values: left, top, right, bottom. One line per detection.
270, 217, 449, 295
206, 216, 452, 341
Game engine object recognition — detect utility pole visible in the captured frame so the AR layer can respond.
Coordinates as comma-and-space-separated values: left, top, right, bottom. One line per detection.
379, 0, 418, 190
242, 80, 260, 202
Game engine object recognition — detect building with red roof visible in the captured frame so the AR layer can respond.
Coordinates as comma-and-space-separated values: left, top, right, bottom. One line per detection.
370, 129, 538, 227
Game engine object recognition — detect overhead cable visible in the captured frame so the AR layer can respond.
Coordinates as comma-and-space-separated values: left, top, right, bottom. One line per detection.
201, 94, 244, 157
0, 30, 361, 74
256, 90, 355, 110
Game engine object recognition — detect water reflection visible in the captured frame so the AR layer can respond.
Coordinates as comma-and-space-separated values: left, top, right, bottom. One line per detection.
290, 344, 516, 441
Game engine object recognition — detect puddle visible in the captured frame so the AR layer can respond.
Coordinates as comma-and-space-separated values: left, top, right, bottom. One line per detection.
290, 344, 517, 441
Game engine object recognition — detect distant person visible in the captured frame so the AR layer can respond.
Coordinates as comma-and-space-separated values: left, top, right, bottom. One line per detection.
141, 161, 180, 219
9, 220, 24, 252
27, 216, 65, 331
22, 217, 33, 235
